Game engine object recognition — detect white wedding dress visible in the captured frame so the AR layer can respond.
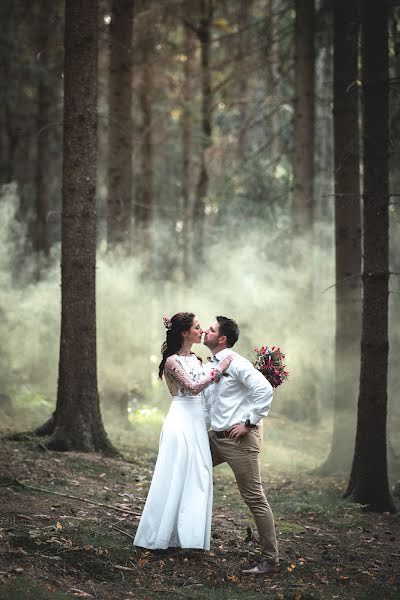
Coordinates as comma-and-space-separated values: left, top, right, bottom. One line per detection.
133, 354, 213, 550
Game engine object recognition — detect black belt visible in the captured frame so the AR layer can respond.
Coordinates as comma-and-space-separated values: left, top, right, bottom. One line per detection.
214, 430, 231, 439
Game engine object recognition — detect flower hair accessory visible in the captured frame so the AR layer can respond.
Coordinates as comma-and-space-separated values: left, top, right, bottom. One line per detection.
163, 316, 172, 330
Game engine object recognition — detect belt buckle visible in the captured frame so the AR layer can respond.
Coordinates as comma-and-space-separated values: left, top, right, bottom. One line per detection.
216, 429, 229, 439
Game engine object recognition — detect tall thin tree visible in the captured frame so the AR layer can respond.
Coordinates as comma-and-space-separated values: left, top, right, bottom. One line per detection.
33, 0, 55, 265
292, 0, 315, 258
136, 28, 153, 273
181, 8, 195, 283
193, 0, 213, 262
107, 0, 134, 249
291, 0, 317, 422
344, 0, 395, 512
237, 0, 251, 160
265, 0, 281, 165
319, 0, 361, 474
47, 0, 115, 454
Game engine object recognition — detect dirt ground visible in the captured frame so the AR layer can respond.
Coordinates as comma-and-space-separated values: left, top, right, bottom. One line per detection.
0, 436, 399, 600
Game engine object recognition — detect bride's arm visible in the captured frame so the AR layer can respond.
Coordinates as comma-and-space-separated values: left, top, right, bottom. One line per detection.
164, 356, 222, 395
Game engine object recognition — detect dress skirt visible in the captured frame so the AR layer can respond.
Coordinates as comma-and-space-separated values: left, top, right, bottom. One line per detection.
133, 396, 213, 550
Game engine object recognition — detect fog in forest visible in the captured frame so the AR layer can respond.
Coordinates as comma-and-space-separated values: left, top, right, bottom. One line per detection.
1, 180, 399, 460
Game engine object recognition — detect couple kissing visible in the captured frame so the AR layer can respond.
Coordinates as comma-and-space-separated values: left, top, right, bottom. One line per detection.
133, 313, 279, 576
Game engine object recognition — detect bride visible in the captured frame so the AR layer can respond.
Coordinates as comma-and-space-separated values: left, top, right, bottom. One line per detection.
133, 312, 233, 550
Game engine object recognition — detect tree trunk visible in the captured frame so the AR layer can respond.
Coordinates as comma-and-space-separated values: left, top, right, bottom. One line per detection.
344, 0, 395, 512
137, 35, 153, 274
318, 0, 361, 475
292, 0, 315, 270
0, 0, 17, 184
33, 1, 53, 265
47, 0, 115, 455
34, 73, 51, 260
265, 0, 281, 164
194, 0, 213, 263
291, 0, 317, 423
237, 1, 251, 160
0, 16, 10, 185
107, 0, 134, 249
182, 10, 195, 283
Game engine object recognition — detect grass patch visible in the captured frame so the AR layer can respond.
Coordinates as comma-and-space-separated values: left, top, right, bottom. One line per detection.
8, 516, 134, 583
119, 444, 158, 467
276, 519, 306, 533
63, 519, 133, 556
0, 578, 73, 600
64, 457, 121, 480
263, 442, 321, 472
128, 584, 268, 600
271, 490, 364, 524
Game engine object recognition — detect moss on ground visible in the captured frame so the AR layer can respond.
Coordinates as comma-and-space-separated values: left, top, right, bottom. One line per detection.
0, 578, 73, 600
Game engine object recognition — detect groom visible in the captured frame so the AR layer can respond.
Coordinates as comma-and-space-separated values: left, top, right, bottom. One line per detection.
203, 316, 279, 575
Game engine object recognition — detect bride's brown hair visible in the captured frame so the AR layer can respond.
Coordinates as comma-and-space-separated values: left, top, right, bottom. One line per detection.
158, 312, 195, 379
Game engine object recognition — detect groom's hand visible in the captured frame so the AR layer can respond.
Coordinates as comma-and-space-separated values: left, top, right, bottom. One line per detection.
227, 423, 250, 440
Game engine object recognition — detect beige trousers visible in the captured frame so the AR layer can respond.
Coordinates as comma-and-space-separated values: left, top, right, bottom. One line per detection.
209, 428, 279, 565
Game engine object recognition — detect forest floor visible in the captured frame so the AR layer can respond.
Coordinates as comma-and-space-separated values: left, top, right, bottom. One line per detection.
0, 423, 399, 600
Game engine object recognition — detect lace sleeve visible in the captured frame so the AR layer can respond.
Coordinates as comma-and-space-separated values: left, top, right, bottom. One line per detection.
165, 356, 219, 395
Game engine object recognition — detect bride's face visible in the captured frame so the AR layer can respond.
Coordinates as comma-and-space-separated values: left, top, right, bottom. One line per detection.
183, 316, 203, 345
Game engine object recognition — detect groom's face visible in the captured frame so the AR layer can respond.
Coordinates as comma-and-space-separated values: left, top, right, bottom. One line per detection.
204, 321, 221, 350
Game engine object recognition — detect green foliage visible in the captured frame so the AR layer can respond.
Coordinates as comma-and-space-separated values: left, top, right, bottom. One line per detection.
0, 578, 73, 600
63, 457, 122, 481
8, 385, 53, 426
272, 490, 365, 527
10, 386, 50, 409
128, 405, 164, 427
276, 519, 306, 533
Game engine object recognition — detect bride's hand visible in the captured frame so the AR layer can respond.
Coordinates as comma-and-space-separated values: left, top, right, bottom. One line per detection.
219, 354, 234, 373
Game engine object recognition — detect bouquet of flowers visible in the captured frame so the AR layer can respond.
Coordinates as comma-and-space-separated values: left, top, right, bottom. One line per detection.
253, 345, 288, 388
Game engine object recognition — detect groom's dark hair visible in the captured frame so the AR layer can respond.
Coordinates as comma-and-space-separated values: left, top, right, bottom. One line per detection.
216, 316, 239, 347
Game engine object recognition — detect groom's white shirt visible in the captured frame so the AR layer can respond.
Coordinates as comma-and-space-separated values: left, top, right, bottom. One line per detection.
203, 347, 273, 431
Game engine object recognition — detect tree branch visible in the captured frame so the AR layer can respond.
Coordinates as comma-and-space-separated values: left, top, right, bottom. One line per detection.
11, 479, 142, 517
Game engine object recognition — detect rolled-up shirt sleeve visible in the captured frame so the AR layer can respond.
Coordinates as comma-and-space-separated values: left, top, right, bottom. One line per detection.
235, 359, 273, 425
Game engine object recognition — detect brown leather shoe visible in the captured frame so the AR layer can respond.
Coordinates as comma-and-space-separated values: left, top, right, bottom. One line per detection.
242, 560, 279, 575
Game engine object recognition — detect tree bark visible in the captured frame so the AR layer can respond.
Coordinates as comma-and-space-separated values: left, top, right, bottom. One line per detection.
107, 0, 134, 249
265, 0, 281, 164
292, 0, 315, 265
291, 0, 317, 423
182, 9, 195, 283
136, 33, 153, 273
34, 74, 51, 259
0, 0, 18, 184
47, 0, 115, 455
194, 0, 213, 262
33, 0, 54, 264
344, 0, 395, 512
237, 1, 251, 160
0, 2, 11, 185
318, 0, 361, 474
